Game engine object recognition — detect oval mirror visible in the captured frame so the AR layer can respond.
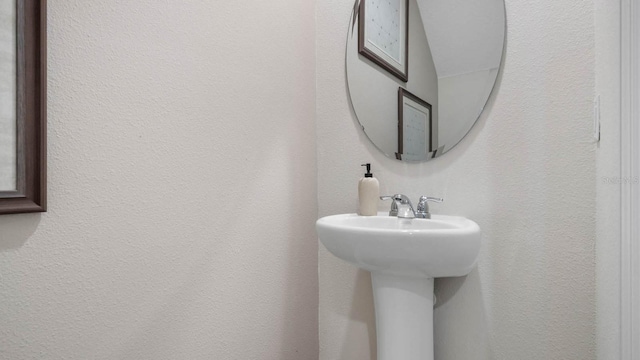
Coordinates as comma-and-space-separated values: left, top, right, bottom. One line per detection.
347, 0, 505, 161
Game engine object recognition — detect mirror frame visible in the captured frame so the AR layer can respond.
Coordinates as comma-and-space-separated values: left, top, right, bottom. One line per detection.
0, 0, 46, 215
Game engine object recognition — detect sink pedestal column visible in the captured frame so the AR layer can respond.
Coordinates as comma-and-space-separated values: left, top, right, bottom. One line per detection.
371, 273, 435, 360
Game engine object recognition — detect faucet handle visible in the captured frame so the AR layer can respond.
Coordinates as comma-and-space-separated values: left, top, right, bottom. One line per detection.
380, 195, 399, 216
418, 196, 443, 205
416, 196, 444, 219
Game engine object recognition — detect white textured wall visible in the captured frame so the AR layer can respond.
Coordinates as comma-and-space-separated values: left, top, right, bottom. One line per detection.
594, 0, 620, 358
0, 1, 318, 359
318, 0, 596, 359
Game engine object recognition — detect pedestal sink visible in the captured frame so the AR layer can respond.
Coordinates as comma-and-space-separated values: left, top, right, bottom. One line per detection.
316, 213, 481, 360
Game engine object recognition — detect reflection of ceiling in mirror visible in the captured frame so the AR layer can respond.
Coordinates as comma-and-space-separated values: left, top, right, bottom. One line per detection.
0, 0, 17, 191
417, 0, 504, 78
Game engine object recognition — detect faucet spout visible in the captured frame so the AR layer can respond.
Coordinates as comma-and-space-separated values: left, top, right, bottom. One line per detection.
391, 194, 416, 219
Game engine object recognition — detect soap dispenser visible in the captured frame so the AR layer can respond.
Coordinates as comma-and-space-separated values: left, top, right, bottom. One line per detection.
358, 163, 379, 216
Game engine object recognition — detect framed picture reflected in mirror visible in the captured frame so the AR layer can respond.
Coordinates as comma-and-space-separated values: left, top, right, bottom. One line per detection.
397, 88, 433, 161
358, 0, 409, 82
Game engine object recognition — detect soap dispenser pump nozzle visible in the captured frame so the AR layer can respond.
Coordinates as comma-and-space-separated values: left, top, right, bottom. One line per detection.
361, 163, 373, 178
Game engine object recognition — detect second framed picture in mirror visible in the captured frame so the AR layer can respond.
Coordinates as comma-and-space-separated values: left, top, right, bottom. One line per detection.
397, 88, 433, 161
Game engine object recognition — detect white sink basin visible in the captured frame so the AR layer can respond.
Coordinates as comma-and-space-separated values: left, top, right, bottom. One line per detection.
316, 213, 481, 360
316, 213, 481, 278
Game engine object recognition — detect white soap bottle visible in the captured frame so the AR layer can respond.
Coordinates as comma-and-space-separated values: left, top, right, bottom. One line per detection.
358, 163, 379, 216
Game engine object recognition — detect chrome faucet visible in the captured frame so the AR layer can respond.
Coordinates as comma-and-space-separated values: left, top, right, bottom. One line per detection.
379, 195, 399, 216
380, 194, 444, 219
380, 194, 416, 218
415, 196, 444, 219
